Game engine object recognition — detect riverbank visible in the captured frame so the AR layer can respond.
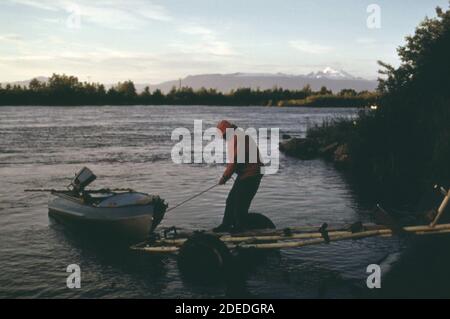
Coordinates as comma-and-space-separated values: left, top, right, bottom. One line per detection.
277, 93, 378, 108
279, 117, 355, 166
0, 74, 378, 107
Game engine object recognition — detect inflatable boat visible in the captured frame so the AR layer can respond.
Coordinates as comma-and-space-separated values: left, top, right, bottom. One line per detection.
47, 168, 167, 240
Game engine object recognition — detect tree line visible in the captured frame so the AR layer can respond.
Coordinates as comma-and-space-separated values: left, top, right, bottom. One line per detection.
0, 74, 377, 107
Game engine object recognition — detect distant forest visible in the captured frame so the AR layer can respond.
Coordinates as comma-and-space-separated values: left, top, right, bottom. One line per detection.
0, 74, 379, 107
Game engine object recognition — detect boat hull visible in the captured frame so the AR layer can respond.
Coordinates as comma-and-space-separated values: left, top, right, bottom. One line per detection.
48, 195, 164, 241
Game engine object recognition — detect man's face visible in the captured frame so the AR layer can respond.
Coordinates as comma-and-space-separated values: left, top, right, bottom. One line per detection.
217, 128, 225, 139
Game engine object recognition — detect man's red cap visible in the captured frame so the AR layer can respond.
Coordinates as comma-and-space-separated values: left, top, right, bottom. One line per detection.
217, 120, 234, 136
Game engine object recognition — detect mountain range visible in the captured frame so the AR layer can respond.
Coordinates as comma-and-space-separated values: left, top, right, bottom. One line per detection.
144, 69, 377, 93
3, 68, 378, 93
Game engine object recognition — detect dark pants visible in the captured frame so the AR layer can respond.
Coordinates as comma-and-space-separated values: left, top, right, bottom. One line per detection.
222, 175, 262, 228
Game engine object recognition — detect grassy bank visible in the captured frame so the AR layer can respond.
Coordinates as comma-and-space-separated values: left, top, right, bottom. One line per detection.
278, 92, 379, 108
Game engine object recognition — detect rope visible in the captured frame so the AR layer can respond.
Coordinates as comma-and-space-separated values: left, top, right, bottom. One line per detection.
24, 188, 134, 193
165, 183, 219, 214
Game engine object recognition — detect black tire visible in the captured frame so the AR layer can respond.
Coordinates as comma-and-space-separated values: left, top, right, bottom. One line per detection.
242, 213, 276, 230
177, 232, 232, 283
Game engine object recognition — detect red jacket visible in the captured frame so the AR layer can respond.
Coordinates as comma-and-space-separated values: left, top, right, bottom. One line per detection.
223, 129, 264, 181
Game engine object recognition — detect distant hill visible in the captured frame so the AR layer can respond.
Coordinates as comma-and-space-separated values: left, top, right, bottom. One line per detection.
143, 68, 378, 93
1, 76, 48, 88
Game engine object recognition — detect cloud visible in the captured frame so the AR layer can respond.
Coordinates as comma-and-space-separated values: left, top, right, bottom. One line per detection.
0, 47, 160, 82
0, 44, 188, 76
7, 0, 172, 29
1, 2, 238, 82
176, 24, 235, 56
289, 40, 332, 54
0, 43, 237, 83
9, 0, 58, 11
0, 48, 156, 63
0, 34, 24, 43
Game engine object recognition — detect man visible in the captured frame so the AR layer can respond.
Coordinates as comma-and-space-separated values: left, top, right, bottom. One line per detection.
214, 120, 264, 233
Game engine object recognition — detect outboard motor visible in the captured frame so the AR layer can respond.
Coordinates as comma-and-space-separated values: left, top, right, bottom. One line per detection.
70, 167, 96, 194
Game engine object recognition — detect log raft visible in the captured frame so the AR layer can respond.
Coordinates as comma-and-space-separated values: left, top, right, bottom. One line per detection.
130, 222, 450, 254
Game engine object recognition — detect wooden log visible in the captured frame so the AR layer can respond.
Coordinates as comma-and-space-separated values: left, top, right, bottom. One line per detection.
221, 231, 352, 243
235, 229, 393, 250
235, 225, 450, 250
414, 229, 450, 236
130, 245, 179, 253
403, 223, 450, 232
430, 188, 450, 227
148, 223, 450, 247
152, 230, 354, 246
164, 223, 384, 239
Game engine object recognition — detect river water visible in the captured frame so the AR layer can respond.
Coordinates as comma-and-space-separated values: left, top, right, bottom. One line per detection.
0, 105, 446, 298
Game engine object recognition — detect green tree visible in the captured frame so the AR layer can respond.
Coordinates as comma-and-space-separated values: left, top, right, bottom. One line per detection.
29, 78, 44, 91
116, 80, 137, 98
48, 74, 80, 92
301, 84, 312, 96
338, 89, 357, 97
319, 86, 332, 95
353, 4, 450, 202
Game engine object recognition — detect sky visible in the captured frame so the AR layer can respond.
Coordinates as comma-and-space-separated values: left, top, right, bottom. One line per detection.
0, 0, 448, 84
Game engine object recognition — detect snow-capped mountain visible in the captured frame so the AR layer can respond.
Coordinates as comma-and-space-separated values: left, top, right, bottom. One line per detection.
307, 67, 357, 80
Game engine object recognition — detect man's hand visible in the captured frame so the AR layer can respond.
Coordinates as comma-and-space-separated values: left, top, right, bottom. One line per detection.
219, 176, 227, 185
